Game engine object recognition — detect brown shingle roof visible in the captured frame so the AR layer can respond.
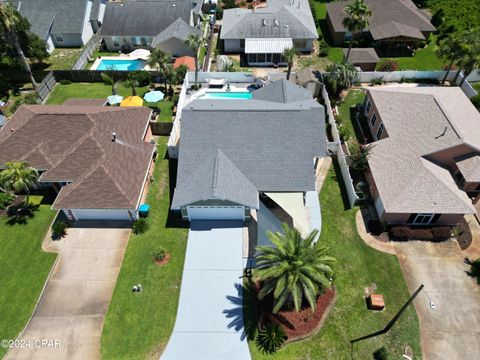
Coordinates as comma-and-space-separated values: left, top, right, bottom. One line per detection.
326, 0, 435, 36
343, 48, 379, 64
366, 87, 479, 215
455, 154, 480, 183
0, 105, 154, 210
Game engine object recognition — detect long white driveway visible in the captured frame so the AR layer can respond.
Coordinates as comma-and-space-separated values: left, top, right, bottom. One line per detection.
161, 221, 251, 360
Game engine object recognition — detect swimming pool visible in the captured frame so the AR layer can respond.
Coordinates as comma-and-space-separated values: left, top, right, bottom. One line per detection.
95, 59, 146, 71
198, 92, 252, 100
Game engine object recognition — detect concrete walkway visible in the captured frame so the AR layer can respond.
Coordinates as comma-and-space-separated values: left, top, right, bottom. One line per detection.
5, 224, 130, 360
395, 241, 480, 360
161, 221, 251, 360
355, 211, 396, 255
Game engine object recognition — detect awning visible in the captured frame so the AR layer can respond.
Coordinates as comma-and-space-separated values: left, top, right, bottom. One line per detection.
245, 38, 293, 54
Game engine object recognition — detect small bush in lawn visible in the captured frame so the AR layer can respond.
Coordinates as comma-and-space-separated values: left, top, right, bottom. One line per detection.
375, 59, 398, 72
0, 192, 15, 209
59, 79, 71, 85
318, 39, 329, 57
52, 221, 69, 239
255, 323, 287, 354
132, 218, 149, 234
151, 247, 168, 262
373, 346, 389, 360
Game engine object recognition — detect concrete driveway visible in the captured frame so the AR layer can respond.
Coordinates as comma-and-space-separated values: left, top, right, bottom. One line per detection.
161, 221, 251, 360
396, 240, 480, 360
5, 223, 130, 360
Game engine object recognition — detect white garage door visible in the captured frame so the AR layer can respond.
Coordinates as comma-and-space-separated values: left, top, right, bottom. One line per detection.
70, 209, 132, 221
187, 206, 244, 221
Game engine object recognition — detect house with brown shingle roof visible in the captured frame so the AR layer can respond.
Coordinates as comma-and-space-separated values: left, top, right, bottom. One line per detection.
0, 105, 155, 221
326, 0, 435, 54
362, 86, 480, 225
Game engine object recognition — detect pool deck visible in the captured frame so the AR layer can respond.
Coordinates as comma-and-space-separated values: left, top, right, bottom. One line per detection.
183, 83, 251, 105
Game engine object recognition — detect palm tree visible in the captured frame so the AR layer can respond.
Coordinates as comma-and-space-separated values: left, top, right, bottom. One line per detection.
0, 3, 38, 89
325, 62, 357, 96
436, 35, 463, 85
122, 77, 138, 96
283, 47, 299, 81
184, 33, 203, 89
0, 161, 38, 206
255, 223, 336, 313
101, 72, 118, 95
456, 29, 480, 86
343, 0, 372, 63
148, 48, 171, 91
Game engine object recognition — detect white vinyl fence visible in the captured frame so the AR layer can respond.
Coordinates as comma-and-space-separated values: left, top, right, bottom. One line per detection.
321, 85, 360, 208
356, 70, 478, 98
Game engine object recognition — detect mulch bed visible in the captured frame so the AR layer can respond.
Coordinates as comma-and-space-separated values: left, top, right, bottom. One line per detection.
256, 284, 336, 341
154, 253, 170, 266
456, 218, 472, 250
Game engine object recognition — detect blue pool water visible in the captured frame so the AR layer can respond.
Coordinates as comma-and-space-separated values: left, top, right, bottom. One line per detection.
199, 91, 252, 100
96, 59, 145, 71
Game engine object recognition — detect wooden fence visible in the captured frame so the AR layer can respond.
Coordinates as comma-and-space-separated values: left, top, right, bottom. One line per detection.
71, 33, 102, 70
36, 72, 56, 103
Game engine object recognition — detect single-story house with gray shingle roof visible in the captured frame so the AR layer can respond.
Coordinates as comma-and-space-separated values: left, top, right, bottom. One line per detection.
362, 86, 480, 225
7, 0, 104, 52
326, 0, 435, 49
171, 79, 327, 221
101, 0, 202, 54
220, 0, 318, 66
0, 105, 155, 221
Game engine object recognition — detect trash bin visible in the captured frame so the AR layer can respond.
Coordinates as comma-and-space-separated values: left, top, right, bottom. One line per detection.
139, 204, 150, 218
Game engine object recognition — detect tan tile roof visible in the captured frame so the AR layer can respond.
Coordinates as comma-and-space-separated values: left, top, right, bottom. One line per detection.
0, 105, 154, 210
367, 87, 478, 214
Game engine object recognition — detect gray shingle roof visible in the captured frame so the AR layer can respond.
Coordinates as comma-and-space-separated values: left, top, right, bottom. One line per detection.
151, 18, 202, 47
172, 80, 327, 209
455, 154, 480, 183
366, 87, 479, 215
0, 105, 154, 210
220, 0, 317, 40
253, 78, 313, 103
101, 0, 194, 37
11, 0, 90, 37
343, 48, 379, 64
326, 0, 435, 37
172, 149, 259, 208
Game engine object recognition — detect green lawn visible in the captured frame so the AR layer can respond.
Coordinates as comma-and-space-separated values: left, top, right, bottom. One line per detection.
45, 48, 84, 70
45, 83, 174, 121
0, 195, 57, 358
385, 38, 444, 70
101, 137, 189, 359
428, 0, 480, 32
336, 88, 365, 140
472, 82, 480, 93
249, 167, 421, 359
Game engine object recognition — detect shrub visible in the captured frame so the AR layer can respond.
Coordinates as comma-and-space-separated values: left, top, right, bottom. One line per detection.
239, 1, 246, 6
131, 70, 151, 86
151, 247, 168, 262
52, 221, 69, 239
338, 124, 350, 141
247, 3, 253, 9
389, 226, 451, 241
375, 59, 398, 72
318, 39, 329, 57
172, 93, 180, 105
470, 95, 480, 109
469, 258, 480, 284
373, 346, 389, 360
348, 141, 374, 172
370, 78, 384, 86
132, 218, 149, 234
59, 79, 71, 85
255, 323, 287, 354
9, 92, 38, 114
0, 192, 15, 209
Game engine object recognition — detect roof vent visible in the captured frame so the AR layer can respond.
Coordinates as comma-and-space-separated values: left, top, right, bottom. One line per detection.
262, 18, 267, 27
274, 19, 279, 27
172, 3, 176, 6
112, 132, 117, 142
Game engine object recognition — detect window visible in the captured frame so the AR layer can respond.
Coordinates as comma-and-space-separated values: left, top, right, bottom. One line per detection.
56, 36, 64, 42
248, 53, 256, 64
376, 123, 384, 139
370, 113, 377, 127
294, 39, 307, 49
365, 99, 371, 113
131, 37, 142, 46
257, 53, 266, 63
112, 37, 120, 47
413, 213, 435, 225
140, 37, 147, 46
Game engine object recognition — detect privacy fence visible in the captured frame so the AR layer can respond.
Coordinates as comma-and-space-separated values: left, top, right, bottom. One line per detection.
71, 33, 102, 70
